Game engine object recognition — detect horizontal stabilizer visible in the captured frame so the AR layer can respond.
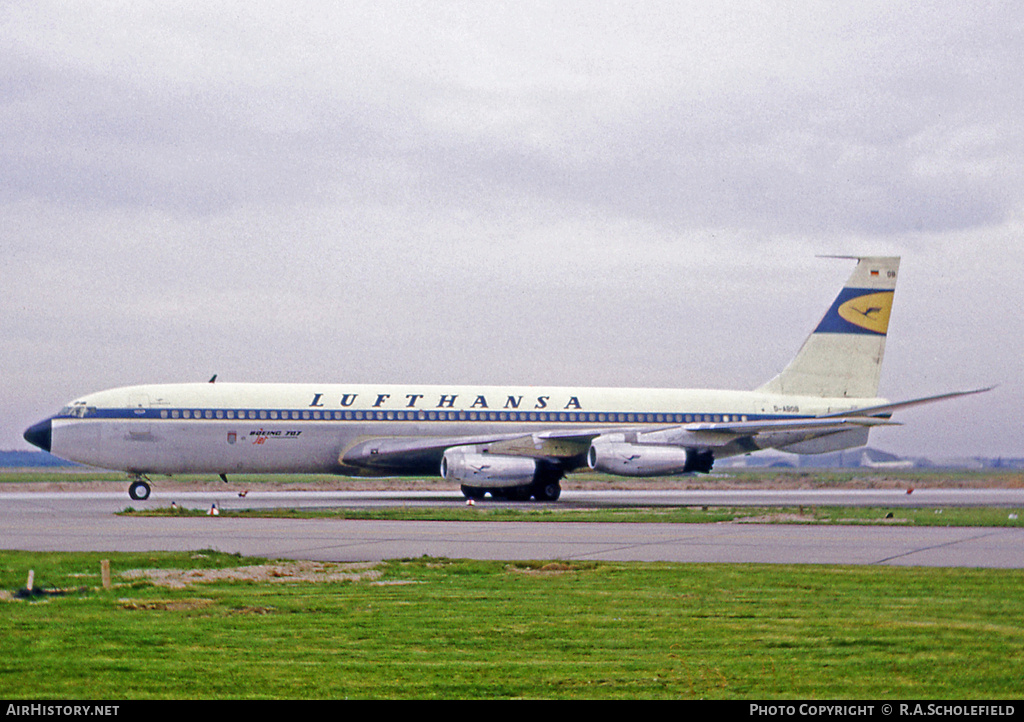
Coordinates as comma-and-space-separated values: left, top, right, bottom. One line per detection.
819, 386, 994, 418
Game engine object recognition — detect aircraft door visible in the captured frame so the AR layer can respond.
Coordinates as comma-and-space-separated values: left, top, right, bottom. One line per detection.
128, 392, 151, 439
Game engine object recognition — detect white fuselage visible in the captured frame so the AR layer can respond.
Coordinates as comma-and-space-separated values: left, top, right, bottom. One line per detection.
47, 382, 879, 476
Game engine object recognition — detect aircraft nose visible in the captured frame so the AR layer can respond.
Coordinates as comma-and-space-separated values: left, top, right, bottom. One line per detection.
24, 418, 52, 453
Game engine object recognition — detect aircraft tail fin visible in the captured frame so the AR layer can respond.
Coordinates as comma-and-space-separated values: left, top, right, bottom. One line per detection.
756, 256, 900, 398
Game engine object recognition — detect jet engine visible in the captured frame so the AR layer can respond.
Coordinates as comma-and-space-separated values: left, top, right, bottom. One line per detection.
441, 448, 538, 487
587, 442, 714, 476
441, 447, 562, 501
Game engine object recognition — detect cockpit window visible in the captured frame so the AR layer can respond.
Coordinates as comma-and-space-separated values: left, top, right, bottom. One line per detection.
59, 405, 97, 418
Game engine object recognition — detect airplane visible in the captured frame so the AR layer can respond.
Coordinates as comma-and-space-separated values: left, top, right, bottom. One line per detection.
23, 256, 989, 502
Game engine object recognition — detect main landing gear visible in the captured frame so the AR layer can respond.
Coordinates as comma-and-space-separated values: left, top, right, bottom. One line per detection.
128, 476, 151, 501
533, 479, 561, 502
460, 479, 562, 502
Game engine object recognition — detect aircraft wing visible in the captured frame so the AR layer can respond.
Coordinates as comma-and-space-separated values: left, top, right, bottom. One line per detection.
338, 417, 887, 475
340, 417, 897, 470
610, 416, 895, 452
338, 387, 993, 472
683, 415, 898, 435
339, 429, 602, 474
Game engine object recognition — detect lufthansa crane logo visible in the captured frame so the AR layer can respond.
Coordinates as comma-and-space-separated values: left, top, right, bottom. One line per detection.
837, 291, 894, 334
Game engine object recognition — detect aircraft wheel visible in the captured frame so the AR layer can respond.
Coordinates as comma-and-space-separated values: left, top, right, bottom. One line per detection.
128, 480, 151, 501
533, 481, 561, 502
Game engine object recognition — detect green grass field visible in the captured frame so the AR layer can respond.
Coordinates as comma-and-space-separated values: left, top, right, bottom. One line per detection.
124, 503, 1024, 527
2, 550, 1022, 699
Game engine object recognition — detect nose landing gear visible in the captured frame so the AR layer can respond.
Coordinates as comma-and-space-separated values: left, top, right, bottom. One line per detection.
128, 476, 151, 501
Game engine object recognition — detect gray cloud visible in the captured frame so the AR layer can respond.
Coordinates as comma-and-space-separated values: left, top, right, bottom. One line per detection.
2, 1, 1022, 457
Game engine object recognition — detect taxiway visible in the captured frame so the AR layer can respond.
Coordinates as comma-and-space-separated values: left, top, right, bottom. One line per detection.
1, 489, 1022, 567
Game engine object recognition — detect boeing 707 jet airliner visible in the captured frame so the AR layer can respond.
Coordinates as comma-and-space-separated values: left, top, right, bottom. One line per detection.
23, 256, 988, 501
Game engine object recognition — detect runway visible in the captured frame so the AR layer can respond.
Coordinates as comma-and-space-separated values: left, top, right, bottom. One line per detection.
2, 489, 1023, 568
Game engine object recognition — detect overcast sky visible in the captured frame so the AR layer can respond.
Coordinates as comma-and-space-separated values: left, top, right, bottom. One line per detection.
3, 1, 1021, 458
